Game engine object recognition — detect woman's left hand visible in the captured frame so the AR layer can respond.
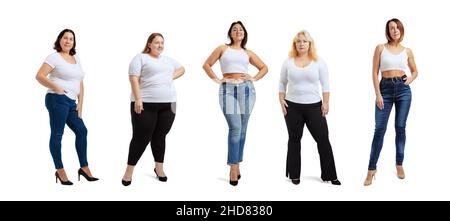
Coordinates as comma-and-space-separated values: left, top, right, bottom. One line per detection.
77, 103, 83, 119
321, 103, 329, 117
243, 74, 256, 82
403, 76, 413, 85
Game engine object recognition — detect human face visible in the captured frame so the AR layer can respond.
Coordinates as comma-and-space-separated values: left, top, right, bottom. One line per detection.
230, 24, 245, 42
59, 32, 74, 53
388, 21, 402, 42
148, 36, 164, 57
295, 34, 310, 55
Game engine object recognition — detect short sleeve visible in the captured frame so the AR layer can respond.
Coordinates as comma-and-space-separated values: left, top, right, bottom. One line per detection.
129, 54, 142, 76
74, 55, 82, 66
168, 57, 181, 69
44, 53, 58, 68
279, 59, 289, 93
318, 58, 330, 92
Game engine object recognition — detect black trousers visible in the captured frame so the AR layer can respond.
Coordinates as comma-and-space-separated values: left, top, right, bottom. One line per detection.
127, 102, 176, 166
284, 100, 337, 181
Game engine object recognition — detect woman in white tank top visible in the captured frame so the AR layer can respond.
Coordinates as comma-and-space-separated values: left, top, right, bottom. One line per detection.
364, 18, 418, 186
203, 21, 268, 186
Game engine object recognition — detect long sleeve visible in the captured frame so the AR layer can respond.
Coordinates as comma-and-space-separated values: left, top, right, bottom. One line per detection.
279, 59, 289, 93
318, 58, 330, 93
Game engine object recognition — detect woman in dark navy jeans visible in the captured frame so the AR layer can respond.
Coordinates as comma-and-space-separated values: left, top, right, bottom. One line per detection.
36, 29, 98, 185
364, 18, 418, 186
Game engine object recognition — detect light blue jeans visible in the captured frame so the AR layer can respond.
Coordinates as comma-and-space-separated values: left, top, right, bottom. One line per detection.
219, 81, 256, 164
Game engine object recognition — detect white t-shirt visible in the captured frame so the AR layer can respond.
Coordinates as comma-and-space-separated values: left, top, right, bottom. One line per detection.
44, 52, 85, 100
279, 57, 330, 104
129, 53, 181, 103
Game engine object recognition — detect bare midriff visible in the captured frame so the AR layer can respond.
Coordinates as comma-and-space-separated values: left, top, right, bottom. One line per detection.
223, 73, 247, 79
381, 70, 405, 78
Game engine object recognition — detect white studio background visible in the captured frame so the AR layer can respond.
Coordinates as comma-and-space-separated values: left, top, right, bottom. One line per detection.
0, 0, 448, 200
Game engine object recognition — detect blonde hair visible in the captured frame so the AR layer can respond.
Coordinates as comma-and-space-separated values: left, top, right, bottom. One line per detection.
288, 30, 318, 61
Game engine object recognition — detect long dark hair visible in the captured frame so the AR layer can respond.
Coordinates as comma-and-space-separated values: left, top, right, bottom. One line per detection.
53, 29, 76, 55
142, 33, 164, 53
385, 18, 404, 43
226, 21, 248, 49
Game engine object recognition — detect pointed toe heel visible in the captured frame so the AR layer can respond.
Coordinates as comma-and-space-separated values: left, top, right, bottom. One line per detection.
78, 168, 99, 182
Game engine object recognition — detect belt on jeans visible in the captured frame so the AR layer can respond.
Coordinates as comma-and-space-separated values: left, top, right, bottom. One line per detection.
381, 75, 407, 81
221, 80, 249, 85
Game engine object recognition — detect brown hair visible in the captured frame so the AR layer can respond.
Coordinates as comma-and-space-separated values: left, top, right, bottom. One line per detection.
226, 21, 248, 49
53, 29, 76, 55
385, 18, 404, 43
142, 33, 164, 53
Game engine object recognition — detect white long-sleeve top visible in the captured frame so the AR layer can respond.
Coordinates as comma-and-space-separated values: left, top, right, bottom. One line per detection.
279, 57, 330, 104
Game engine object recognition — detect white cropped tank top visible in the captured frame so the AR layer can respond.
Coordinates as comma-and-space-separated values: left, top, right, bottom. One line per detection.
379, 46, 408, 72
219, 47, 249, 74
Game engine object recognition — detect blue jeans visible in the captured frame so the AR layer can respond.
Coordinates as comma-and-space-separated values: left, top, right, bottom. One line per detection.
368, 77, 412, 170
45, 93, 88, 169
219, 81, 256, 164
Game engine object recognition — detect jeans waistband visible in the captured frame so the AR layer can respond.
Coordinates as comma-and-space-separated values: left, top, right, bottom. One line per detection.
381, 75, 407, 82
221, 80, 253, 86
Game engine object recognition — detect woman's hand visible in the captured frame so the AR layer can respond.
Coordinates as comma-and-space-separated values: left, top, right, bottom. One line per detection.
134, 99, 144, 114
55, 87, 66, 95
243, 74, 256, 82
76, 103, 83, 119
321, 102, 329, 117
280, 99, 288, 116
376, 95, 384, 110
214, 78, 224, 84
403, 76, 413, 85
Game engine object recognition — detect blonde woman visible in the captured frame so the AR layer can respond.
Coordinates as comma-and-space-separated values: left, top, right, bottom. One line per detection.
279, 30, 340, 185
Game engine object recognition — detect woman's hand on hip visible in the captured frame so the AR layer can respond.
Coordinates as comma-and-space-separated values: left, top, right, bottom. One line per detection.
243, 74, 256, 82
214, 78, 224, 84
55, 87, 66, 95
403, 76, 413, 85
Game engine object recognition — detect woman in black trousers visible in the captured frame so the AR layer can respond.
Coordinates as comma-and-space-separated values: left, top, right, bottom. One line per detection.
279, 30, 340, 185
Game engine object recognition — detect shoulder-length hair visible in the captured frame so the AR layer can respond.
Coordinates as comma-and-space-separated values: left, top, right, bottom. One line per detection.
226, 21, 248, 49
53, 29, 76, 55
142, 33, 164, 53
288, 30, 318, 61
385, 18, 404, 43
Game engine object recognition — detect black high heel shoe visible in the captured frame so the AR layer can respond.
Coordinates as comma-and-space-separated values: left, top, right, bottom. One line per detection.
78, 168, 99, 182
154, 168, 167, 182
331, 179, 341, 185
122, 179, 131, 186
291, 179, 300, 185
55, 171, 73, 185
229, 173, 239, 186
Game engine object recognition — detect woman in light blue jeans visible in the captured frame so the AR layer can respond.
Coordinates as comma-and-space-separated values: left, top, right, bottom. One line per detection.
219, 81, 256, 164
203, 21, 268, 186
